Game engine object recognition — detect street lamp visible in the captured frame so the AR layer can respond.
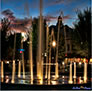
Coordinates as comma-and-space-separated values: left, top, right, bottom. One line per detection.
52, 40, 56, 47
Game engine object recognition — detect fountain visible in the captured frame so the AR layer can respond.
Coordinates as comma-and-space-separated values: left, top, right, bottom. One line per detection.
73, 62, 76, 78
37, 0, 43, 84
29, 20, 33, 84
84, 59, 87, 83
68, 62, 73, 84
21, 33, 25, 79
11, 34, 16, 83
55, 16, 62, 79
18, 60, 21, 78
11, 60, 16, 83
1, 61, 4, 79
45, 24, 49, 79
48, 29, 53, 84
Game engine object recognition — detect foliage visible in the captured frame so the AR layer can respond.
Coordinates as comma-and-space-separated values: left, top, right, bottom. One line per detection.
73, 7, 91, 58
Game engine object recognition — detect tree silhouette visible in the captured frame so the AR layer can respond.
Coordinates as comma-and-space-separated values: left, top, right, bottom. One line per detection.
73, 7, 91, 58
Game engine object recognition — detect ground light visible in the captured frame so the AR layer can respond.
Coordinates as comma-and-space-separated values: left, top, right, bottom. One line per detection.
68, 62, 73, 84
1, 61, 4, 78
84, 59, 87, 83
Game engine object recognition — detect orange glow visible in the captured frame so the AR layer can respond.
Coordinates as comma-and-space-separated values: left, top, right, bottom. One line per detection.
90, 58, 92, 63
52, 41, 56, 47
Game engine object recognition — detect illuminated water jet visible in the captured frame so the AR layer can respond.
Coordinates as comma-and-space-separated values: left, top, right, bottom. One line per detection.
45, 24, 49, 79
11, 34, 16, 83
55, 16, 62, 79
1, 61, 4, 78
68, 62, 73, 84
37, 0, 43, 84
73, 62, 76, 78
18, 60, 21, 78
11, 60, 15, 83
84, 61, 87, 83
29, 24, 33, 84
48, 30, 52, 82
21, 33, 25, 79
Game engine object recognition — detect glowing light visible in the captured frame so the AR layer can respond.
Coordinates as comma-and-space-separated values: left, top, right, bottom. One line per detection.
51, 81, 57, 85
62, 62, 65, 65
84, 62, 87, 83
11, 60, 15, 83
68, 62, 73, 84
90, 58, 92, 63
62, 76, 65, 78
21, 33, 25, 37
68, 80, 73, 84
52, 41, 56, 47
79, 77, 83, 83
1, 61, 4, 78
18, 61, 21, 78
55, 63, 59, 79
6, 61, 9, 64
73, 62, 76, 79
79, 62, 82, 65
1, 78, 4, 82
5, 78, 9, 83
83, 58, 86, 63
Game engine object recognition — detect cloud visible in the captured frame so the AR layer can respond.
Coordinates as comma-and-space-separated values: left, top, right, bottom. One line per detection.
1, 9, 32, 34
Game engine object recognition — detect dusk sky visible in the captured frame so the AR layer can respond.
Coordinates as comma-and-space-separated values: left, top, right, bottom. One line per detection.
1, 0, 91, 27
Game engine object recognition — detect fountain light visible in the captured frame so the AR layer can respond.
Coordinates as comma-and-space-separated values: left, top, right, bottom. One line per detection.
90, 58, 92, 63
18, 61, 21, 78
84, 62, 87, 83
68, 62, 73, 84
73, 62, 76, 78
1, 61, 4, 78
55, 63, 59, 79
51, 81, 57, 85
11, 60, 16, 83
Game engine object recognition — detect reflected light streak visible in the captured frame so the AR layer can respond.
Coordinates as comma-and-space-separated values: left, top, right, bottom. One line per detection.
1, 61, 4, 78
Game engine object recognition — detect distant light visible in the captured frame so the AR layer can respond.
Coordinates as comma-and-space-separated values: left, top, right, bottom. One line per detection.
79, 62, 82, 65
83, 58, 86, 63
90, 58, 92, 63
6, 61, 9, 64
62, 62, 65, 65
62, 76, 65, 78
52, 41, 56, 47
44, 53, 47, 57
20, 51, 22, 53
51, 81, 57, 85
21, 33, 25, 37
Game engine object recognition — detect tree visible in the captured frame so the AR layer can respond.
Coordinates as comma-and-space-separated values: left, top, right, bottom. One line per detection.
73, 7, 91, 58
1, 18, 12, 60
